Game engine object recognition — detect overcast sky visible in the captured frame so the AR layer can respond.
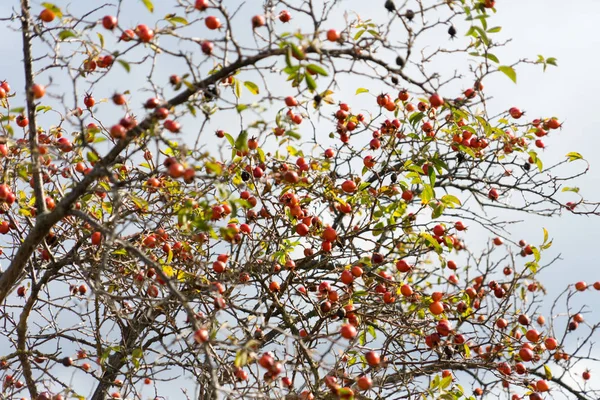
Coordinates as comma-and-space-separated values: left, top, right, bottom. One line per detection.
1, 0, 599, 398
0, 0, 593, 304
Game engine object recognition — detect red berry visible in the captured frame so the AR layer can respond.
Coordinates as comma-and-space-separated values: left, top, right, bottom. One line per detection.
194, 0, 210, 11
326, 29, 341, 42
509, 107, 523, 119
356, 375, 372, 391
201, 41, 214, 55
16, 115, 29, 127
83, 94, 95, 108
32, 84, 46, 99
39, 9, 56, 23
110, 124, 126, 139
135, 24, 154, 42
112, 93, 126, 105
205, 16, 221, 30
279, 10, 292, 23
91, 232, 102, 246
251, 15, 266, 29
341, 180, 357, 193
340, 324, 357, 339
429, 93, 444, 108
102, 15, 117, 30
432, 224, 445, 237
285, 96, 298, 107
365, 351, 380, 367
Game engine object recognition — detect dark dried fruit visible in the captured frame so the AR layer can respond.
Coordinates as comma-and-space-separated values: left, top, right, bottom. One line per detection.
314, 94, 322, 108
384, 0, 396, 12
448, 25, 457, 39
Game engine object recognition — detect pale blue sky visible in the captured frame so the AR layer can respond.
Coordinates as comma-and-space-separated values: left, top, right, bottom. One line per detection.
0, 0, 599, 398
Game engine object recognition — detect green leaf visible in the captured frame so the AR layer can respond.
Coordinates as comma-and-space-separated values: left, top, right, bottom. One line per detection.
367, 325, 376, 339
140, 0, 154, 12
566, 152, 583, 161
36, 105, 52, 113
498, 65, 517, 83
561, 186, 579, 193
354, 30, 365, 40
478, 15, 488, 31
187, 103, 197, 117
421, 185, 434, 203
283, 65, 300, 75
286, 130, 301, 140
234, 79, 242, 99
306, 64, 328, 76
546, 57, 558, 66
166, 15, 188, 25
430, 374, 440, 389
234, 349, 248, 367
285, 47, 293, 68
132, 348, 143, 359
544, 364, 553, 380
359, 329, 366, 346
112, 248, 127, 256
532, 246, 541, 262
472, 26, 490, 46
257, 148, 266, 163
86, 151, 99, 163
355, 88, 369, 95
408, 112, 425, 126
541, 240, 553, 250
41, 3, 63, 18
487, 26, 502, 33
204, 162, 223, 174
223, 132, 235, 148
440, 375, 453, 389
117, 59, 130, 73
367, 29, 379, 38
441, 194, 461, 207
290, 43, 305, 60
305, 73, 317, 92
243, 81, 259, 95
131, 196, 148, 211
234, 130, 249, 152
431, 203, 445, 219
97, 32, 105, 48
58, 30, 76, 40
542, 228, 549, 244
484, 53, 499, 63
526, 261, 538, 274
421, 232, 442, 254
358, 182, 371, 191
464, 344, 471, 359
427, 165, 436, 188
